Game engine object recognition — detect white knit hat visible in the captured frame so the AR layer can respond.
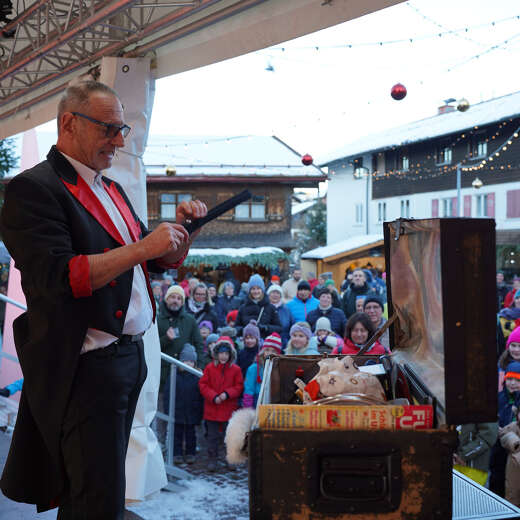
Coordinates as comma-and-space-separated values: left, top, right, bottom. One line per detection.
315, 317, 332, 333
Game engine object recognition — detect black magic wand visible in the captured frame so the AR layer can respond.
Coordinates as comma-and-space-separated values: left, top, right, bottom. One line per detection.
183, 189, 252, 235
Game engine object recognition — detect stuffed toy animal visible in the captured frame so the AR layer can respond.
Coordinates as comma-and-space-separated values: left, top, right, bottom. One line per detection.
301, 356, 385, 402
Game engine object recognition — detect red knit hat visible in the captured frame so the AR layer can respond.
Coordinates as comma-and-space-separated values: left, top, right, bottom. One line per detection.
271, 275, 280, 283
226, 309, 239, 323
257, 332, 282, 383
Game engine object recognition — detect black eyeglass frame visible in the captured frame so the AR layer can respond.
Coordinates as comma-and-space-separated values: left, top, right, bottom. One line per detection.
71, 112, 131, 138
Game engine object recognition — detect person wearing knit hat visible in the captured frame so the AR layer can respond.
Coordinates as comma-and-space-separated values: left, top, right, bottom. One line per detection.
285, 322, 319, 355
286, 280, 319, 323
308, 317, 345, 355
498, 327, 520, 391
267, 284, 293, 348
235, 276, 282, 340
306, 287, 347, 339
199, 335, 243, 471
271, 275, 280, 284
165, 284, 186, 305
503, 278, 520, 309
237, 320, 261, 380
242, 333, 282, 408
171, 343, 204, 465
198, 320, 213, 341
151, 281, 163, 305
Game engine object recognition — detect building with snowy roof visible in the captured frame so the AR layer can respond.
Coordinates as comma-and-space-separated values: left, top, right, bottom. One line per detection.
319, 92, 520, 275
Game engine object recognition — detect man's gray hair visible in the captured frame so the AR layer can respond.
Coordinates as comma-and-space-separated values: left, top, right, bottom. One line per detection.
57, 81, 119, 134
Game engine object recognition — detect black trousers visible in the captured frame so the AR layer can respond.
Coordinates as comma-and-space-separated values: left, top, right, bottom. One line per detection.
57, 339, 147, 520
174, 424, 196, 456
206, 420, 227, 460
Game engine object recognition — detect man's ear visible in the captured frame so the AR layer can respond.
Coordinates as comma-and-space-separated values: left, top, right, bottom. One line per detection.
60, 112, 76, 136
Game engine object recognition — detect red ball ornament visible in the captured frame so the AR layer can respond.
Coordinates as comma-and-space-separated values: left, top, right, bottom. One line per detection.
391, 83, 407, 101
302, 153, 313, 166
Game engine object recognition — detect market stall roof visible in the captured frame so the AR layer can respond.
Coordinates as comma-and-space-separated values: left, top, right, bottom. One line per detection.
302, 234, 383, 261
319, 90, 520, 166
144, 135, 325, 182
184, 246, 287, 269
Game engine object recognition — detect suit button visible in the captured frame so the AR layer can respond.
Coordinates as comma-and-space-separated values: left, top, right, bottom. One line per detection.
115, 310, 123, 318
109, 280, 117, 287
104, 248, 110, 253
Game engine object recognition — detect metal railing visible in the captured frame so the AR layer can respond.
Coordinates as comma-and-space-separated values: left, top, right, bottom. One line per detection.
158, 352, 202, 484
0, 292, 199, 485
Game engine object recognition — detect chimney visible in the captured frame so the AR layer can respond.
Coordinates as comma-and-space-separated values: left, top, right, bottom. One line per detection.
438, 98, 456, 115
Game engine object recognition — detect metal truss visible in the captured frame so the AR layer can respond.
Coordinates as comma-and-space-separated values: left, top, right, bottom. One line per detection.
0, 0, 212, 108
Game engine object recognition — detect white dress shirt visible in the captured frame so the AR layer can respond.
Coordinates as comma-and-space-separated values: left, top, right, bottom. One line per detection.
61, 153, 153, 353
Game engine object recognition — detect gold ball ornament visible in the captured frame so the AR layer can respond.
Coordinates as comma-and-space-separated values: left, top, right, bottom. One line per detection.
457, 98, 470, 112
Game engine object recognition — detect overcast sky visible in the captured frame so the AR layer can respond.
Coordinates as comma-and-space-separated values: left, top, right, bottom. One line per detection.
147, 0, 520, 161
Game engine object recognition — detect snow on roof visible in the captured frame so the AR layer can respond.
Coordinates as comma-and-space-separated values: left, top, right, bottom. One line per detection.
292, 200, 317, 216
319, 90, 520, 165
302, 234, 383, 259
144, 135, 325, 178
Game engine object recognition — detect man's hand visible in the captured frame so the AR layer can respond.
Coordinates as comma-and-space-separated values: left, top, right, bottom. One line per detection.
166, 327, 176, 340
176, 199, 208, 231
139, 222, 190, 260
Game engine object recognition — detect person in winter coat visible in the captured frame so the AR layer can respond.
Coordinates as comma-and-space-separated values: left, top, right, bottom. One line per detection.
215, 281, 242, 327
284, 322, 319, 355
0, 378, 23, 397
503, 277, 520, 309
237, 320, 262, 380
364, 297, 390, 352
454, 422, 498, 485
490, 361, 520, 497
498, 289, 520, 340
243, 333, 282, 408
306, 288, 347, 337
323, 279, 342, 309
158, 285, 203, 387
199, 337, 243, 471
499, 407, 520, 506
309, 317, 345, 355
235, 274, 282, 339
497, 271, 510, 311
281, 267, 303, 303
185, 282, 219, 332
287, 281, 320, 323
341, 269, 376, 319
331, 312, 386, 356
498, 327, 520, 391
171, 344, 203, 465
202, 333, 219, 367
267, 284, 294, 348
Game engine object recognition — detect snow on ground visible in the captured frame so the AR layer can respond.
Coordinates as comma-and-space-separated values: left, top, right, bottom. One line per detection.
127, 471, 249, 520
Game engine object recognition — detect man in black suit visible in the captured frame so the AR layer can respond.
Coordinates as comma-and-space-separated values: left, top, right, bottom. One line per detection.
0, 81, 207, 518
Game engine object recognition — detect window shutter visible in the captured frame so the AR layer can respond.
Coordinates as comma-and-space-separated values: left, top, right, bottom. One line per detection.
507, 189, 520, 218
464, 195, 472, 217
432, 199, 439, 217
451, 197, 458, 217
486, 193, 495, 218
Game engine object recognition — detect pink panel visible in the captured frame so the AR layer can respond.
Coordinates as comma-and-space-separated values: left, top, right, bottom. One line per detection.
432, 199, 439, 217
451, 197, 458, 217
487, 193, 495, 218
0, 260, 26, 402
507, 189, 520, 218
464, 195, 472, 217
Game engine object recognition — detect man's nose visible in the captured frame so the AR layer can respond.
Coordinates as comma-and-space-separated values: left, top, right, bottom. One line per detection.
112, 130, 125, 147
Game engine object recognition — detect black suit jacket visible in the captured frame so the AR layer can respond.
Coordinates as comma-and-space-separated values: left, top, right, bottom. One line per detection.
0, 146, 164, 510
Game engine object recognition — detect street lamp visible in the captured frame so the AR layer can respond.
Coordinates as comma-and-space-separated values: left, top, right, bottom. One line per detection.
354, 166, 370, 234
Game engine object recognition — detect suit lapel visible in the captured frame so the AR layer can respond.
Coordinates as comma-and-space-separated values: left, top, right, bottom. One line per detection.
103, 181, 141, 242
61, 175, 125, 246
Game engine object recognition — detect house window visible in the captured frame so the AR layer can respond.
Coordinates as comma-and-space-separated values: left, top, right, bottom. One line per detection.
476, 194, 490, 217
400, 199, 410, 218
355, 203, 364, 224
378, 202, 387, 222
441, 198, 453, 217
469, 133, 487, 159
436, 145, 452, 165
235, 195, 266, 221
160, 193, 192, 219
397, 150, 409, 171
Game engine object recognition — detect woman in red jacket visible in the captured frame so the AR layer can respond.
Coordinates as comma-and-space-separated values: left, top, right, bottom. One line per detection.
199, 336, 243, 471
331, 312, 386, 356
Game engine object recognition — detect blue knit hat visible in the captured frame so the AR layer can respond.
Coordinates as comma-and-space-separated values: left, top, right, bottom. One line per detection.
505, 361, 520, 380
248, 273, 265, 293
